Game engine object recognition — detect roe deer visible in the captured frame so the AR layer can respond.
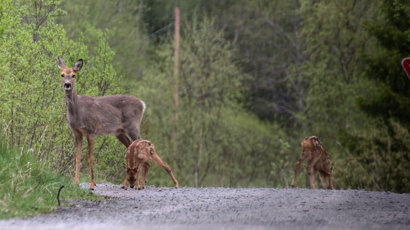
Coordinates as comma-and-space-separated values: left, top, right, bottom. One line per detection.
58, 57, 145, 190
123, 139, 179, 190
291, 136, 334, 189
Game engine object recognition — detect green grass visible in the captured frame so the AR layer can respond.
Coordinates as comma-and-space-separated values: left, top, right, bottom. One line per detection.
0, 140, 98, 219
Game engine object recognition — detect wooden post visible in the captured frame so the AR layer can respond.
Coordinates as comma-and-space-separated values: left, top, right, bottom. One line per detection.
172, 6, 180, 153
173, 6, 180, 113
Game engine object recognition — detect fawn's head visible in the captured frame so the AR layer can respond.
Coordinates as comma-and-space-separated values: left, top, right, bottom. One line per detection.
57, 57, 83, 92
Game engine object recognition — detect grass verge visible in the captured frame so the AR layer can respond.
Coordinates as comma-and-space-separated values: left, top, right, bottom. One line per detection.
0, 140, 98, 219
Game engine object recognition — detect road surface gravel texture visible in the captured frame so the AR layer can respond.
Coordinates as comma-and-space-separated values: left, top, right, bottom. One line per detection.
1, 183, 409, 230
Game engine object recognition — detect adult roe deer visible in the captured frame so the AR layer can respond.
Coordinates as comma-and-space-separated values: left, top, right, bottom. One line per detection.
122, 139, 179, 190
58, 57, 145, 190
291, 136, 334, 189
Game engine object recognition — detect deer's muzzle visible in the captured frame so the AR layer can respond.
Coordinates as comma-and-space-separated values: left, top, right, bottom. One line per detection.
64, 82, 72, 90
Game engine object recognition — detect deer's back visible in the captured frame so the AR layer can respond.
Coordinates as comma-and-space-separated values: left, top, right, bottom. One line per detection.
96, 95, 145, 118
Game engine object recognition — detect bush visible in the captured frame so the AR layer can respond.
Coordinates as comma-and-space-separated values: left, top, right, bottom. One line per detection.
0, 139, 96, 219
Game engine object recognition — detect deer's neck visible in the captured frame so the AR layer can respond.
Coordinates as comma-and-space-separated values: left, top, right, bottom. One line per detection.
65, 89, 79, 118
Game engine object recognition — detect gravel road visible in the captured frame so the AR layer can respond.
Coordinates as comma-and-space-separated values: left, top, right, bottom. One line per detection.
1, 183, 409, 230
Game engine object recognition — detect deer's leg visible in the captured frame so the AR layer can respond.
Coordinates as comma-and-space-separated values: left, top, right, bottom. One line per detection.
116, 134, 131, 148
291, 150, 309, 188
73, 132, 83, 185
151, 153, 179, 188
86, 135, 96, 190
140, 162, 150, 189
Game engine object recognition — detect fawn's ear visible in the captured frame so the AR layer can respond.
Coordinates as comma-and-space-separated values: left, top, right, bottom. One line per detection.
73, 59, 83, 72
148, 142, 155, 155
57, 57, 66, 70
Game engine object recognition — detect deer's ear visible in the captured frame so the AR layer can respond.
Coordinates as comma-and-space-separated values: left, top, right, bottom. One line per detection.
73, 59, 83, 72
57, 57, 66, 70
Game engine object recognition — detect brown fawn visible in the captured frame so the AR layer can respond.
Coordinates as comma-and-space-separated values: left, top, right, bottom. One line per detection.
291, 136, 334, 189
123, 139, 179, 190
58, 57, 145, 190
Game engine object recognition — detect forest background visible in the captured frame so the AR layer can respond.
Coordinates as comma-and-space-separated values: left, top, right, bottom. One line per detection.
0, 0, 409, 193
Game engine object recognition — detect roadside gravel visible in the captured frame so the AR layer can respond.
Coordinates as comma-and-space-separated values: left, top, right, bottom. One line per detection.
1, 183, 409, 230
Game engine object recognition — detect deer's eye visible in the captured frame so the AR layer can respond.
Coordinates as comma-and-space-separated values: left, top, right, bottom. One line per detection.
72, 74, 75, 78
61, 74, 64, 77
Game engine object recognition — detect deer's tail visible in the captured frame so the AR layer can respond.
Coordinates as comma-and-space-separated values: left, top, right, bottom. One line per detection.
141, 100, 146, 113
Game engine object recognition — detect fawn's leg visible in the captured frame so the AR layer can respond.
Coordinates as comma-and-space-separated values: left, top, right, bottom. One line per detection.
151, 152, 179, 188
328, 172, 334, 189
135, 162, 144, 190
291, 150, 309, 188
122, 178, 129, 190
86, 135, 96, 190
140, 162, 151, 189
306, 156, 320, 189
319, 171, 329, 189
323, 159, 334, 189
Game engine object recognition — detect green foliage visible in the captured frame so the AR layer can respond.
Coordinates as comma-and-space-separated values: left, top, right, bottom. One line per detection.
351, 0, 410, 193
298, 0, 375, 135
0, 139, 96, 219
191, 0, 307, 124
359, 0, 410, 123
338, 119, 410, 191
126, 17, 294, 188
59, 0, 149, 91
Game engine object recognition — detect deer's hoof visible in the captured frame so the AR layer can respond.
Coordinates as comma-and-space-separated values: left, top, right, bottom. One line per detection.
130, 185, 134, 188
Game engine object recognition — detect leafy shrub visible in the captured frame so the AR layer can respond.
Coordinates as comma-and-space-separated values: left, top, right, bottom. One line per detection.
0, 139, 95, 219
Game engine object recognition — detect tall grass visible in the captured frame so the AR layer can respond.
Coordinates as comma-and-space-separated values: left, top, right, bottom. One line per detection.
0, 140, 96, 219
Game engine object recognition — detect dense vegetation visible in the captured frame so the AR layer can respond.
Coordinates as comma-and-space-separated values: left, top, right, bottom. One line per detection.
0, 139, 96, 219
0, 0, 409, 195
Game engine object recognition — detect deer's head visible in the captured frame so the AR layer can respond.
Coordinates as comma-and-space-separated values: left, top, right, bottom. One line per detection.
57, 57, 83, 92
